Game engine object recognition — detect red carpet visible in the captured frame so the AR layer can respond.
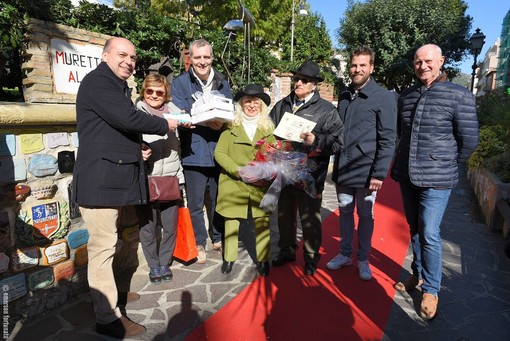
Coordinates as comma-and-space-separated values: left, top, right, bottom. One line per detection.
186, 179, 410, 341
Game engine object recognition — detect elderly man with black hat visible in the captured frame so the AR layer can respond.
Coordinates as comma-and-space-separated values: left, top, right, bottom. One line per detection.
215, 84, 275, 276
270, 61, 344, 276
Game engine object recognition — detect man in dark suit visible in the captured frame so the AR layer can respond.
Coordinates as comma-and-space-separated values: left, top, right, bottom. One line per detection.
328, 46, 397, 281
73, 37, 177, 338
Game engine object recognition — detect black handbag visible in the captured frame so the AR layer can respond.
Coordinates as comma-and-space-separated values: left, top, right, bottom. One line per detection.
148, 175, 181, 202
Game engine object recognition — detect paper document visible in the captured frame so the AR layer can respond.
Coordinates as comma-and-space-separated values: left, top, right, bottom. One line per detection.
273, 112, 316, 142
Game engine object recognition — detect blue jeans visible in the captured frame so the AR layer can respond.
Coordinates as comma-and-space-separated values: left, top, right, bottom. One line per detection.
399, 180, 451, 296
183, 166, 223, 247
336, 185, 377, 262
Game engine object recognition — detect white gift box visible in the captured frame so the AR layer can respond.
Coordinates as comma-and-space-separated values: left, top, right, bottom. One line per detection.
191, 95, 234, 124
191, 109, 234, 124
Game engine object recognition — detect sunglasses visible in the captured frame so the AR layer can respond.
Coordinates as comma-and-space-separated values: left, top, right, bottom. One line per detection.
145, 89, 165, 97
293, 77, 311, 84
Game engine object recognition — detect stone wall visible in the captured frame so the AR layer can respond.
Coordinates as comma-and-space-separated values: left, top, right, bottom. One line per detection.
0, 102, 86, 325
0, 19, 142, 331
0, 102, 142, 330
468, 167, 510, 234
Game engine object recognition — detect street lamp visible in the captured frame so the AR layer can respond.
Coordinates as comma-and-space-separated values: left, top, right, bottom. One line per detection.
290, 0, 308, 62
469, 28, 486, 93
221, 1, 256, 86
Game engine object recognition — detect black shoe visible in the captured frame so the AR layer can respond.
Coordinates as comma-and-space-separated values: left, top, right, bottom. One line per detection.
117, 292, 140, 306
304, 263, 317, 276
96, 316, 146, 338
160, 265, 173, 282
221, 261, 235, 274
271, 254, 295, 266
257, 261, 270, 276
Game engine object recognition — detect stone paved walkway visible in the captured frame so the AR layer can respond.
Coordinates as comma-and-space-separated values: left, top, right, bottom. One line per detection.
9, 169, 510, 340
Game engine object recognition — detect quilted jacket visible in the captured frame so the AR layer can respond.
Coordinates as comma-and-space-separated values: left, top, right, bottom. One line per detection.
391, 74, 479, 188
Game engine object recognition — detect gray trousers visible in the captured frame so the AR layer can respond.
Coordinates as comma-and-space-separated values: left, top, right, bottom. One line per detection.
138, 202, 179, 268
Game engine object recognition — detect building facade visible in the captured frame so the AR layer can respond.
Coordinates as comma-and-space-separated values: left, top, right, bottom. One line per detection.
475, 39, 500, 96
496, 9, 510, 91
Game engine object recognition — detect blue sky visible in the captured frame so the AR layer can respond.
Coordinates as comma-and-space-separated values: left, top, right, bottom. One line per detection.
308, 0, 510, 74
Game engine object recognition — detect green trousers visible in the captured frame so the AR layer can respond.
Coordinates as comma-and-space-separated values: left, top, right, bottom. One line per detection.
223, 216, 270, 262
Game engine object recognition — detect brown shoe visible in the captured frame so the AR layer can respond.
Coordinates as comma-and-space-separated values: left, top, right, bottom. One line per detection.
420, 293, 438, 320
394, 274, 424, 292
96, 316, 146, 338
117, 291, 140, 305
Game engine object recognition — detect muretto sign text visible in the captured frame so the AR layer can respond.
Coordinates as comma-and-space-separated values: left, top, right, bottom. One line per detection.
51, 38, 102, 94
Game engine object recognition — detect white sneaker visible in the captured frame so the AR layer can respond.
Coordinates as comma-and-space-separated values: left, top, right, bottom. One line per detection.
358, 260, 372, 280
197, 245, 206, 264
326, 254, 352, 270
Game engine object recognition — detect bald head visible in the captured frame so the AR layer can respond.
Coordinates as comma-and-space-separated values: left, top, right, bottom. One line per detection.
414, 44, 445, 87
415, 44, 442, 58
102, 37, 137, 81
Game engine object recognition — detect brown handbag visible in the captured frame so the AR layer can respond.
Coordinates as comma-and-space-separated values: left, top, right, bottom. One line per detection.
148, 175, 181, 202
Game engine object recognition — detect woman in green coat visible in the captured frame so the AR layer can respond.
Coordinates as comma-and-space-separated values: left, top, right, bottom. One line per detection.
215, 84, 275, 276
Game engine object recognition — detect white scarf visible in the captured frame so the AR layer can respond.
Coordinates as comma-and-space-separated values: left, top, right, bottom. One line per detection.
192, 67, 215, 93
241, 112, 259, 141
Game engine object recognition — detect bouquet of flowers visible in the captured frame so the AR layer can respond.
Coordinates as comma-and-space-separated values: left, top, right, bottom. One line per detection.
239, 139, 316, 212
254, 139, 292, 161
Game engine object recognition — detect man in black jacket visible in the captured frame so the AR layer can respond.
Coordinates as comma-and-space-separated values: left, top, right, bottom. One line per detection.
328, 46, 397, 281
73, 37, 178, 338
391, 44, 478, 320
270, 61, 344, 276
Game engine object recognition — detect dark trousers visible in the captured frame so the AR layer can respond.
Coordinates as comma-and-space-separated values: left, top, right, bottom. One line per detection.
183, 166, 224, 247
138, 202, 179, 268
277, 186, 323, 264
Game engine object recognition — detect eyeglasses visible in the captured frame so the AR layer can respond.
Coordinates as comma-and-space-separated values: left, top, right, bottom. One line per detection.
145, 89, 165, 97
293, 77, 311, 84
242, 99, 261, 107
